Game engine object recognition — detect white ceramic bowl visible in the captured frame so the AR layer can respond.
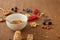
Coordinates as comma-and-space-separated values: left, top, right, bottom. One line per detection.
6, 13, 28, 30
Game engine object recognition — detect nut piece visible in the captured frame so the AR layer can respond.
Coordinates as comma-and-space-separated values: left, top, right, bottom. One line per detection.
46, 27, 51, 30
40, 13, 45, 17
30, 22, 39, 27
27, 34, 33, 40
42, 25, 52, 30
13, 31, 22, 40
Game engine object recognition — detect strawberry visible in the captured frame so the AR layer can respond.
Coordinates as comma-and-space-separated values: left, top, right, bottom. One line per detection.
28, 16, 38, 21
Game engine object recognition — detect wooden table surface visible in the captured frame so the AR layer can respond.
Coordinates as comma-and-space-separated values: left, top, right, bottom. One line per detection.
0, 0, 60, 40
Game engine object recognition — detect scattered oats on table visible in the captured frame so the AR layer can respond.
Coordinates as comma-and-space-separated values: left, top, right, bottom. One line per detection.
30, 22, 39, 28
27, 34, 33, 40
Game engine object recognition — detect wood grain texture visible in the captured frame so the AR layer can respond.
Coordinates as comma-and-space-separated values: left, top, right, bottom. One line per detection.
0, 0, 60, 40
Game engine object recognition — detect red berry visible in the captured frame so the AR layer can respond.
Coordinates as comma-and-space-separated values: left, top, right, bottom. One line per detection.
33, 9, 38, 15
28, 16, 38, 21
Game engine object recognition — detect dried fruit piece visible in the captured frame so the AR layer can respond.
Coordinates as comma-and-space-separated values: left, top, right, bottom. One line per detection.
46, 27, 51, 30
42, 26, 47, 29
30, 22, 39, 27
42, 25, 52, 30
27, 34, 33, 40
13, 31, 22, 40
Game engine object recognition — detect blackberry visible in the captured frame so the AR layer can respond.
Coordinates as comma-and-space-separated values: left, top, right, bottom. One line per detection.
29, 9, 32, 13
43, 22, 46, 25
11, 8, 14, 11
26, 8, 30, 12
14, 7, 18, 12
48, 22, 52, 25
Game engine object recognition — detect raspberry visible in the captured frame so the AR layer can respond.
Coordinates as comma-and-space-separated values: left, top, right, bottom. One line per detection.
33, 9, 38, 15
